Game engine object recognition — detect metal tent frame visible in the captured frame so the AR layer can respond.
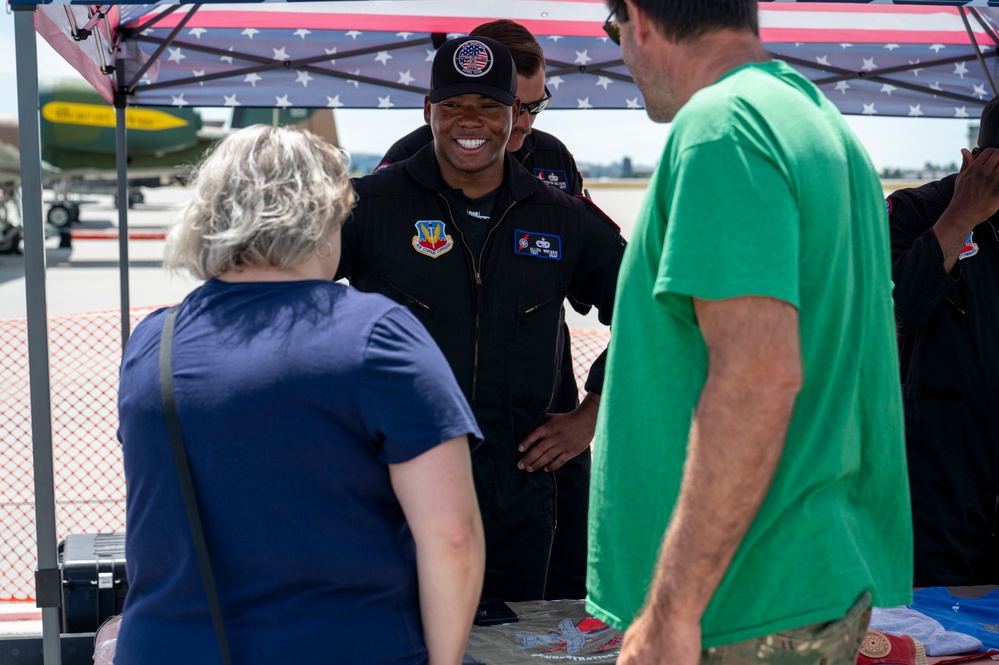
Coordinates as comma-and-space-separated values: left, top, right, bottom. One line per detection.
11, 2, 999, 662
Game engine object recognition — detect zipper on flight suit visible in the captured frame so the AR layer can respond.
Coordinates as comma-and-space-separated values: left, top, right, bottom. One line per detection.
437, 193, 517, 405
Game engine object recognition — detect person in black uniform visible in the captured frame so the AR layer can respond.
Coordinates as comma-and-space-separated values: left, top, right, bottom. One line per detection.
887, 97, 999, 586
336, 36, 625, 602
376, 20, 594, 601
376, 20, 583, 197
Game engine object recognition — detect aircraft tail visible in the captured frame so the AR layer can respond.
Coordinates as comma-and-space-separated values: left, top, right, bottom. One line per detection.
229, 108, 339, 147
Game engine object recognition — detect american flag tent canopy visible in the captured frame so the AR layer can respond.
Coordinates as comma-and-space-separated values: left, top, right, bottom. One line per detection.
18, 0, 999, 119
10, 3, 999, 663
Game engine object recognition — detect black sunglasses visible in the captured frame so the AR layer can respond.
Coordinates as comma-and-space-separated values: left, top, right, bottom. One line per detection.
519, 86, 553, 116
603, 2, 628, 45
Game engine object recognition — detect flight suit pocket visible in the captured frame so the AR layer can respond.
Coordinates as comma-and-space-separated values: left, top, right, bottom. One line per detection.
373, 256, 438, 327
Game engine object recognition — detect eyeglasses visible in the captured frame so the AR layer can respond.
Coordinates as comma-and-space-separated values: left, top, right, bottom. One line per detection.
519, 86, 553, 116
603, 12, 620, 45
603, 2, 628, 45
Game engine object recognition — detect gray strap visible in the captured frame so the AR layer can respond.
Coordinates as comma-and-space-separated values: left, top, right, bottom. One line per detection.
159, 305, 233, 665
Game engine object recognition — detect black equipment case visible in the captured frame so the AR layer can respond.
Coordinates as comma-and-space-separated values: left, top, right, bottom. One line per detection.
59, 532, 128, 634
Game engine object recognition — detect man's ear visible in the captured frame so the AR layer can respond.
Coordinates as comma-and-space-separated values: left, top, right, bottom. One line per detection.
512, 98, 521, 120
424, 94, 432, 124
626, 0, 652, 48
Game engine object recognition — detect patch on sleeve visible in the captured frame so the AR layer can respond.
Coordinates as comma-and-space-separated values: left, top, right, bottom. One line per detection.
533, 168, 569, 191
885, 198, 893, 217
515, 230, 562, 261
959, 231, 979, 260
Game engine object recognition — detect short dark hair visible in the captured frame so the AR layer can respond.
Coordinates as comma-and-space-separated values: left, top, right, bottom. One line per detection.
470, 20, 546, 78
978, 97, 999, 149
623, 0, 759, 42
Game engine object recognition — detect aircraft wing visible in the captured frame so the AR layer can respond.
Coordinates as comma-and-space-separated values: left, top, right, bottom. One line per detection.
0, 142, 20, 183
0, 141, 60, 185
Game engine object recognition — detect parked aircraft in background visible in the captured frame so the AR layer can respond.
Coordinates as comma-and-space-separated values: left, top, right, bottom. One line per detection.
0, 78, 340, 239
0, 131, 60, 253
1, 142, 27, 253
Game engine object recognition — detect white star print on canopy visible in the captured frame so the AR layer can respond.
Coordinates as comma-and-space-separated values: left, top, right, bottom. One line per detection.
15, 0, 999, 118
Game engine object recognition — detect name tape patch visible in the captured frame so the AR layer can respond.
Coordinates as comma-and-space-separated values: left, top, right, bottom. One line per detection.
534, 168, 569, 191
515, 229, 562, 261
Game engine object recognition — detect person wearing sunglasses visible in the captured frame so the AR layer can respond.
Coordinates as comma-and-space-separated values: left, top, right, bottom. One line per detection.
375, 19, 596, 603
586, 1, 912, 665
338, 36, 626, 605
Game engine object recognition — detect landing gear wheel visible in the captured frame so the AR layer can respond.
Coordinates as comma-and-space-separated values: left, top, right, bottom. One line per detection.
0, 223, 21, 254
47, 204, 72, 228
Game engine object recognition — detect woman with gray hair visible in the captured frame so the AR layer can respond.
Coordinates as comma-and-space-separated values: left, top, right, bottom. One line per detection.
115, 125, 485, 665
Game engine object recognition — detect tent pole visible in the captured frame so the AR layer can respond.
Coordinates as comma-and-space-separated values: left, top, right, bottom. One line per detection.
960, 7, 998, 98
115, 66, 131, 347
13, 7, 63, 665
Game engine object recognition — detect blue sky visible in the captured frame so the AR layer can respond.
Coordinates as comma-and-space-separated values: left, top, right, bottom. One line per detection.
0, 12, 971, 171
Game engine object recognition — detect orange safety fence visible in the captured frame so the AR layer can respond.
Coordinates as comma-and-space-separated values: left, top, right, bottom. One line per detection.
0, 306, 609, 601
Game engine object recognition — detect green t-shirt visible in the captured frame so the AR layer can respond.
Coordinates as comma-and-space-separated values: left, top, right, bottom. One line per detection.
586, 61, 912, 647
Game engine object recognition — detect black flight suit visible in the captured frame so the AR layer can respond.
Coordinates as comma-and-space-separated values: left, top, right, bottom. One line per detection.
888, 174, 999, 586
337, 145, 625, 601
377, 124, 592, 599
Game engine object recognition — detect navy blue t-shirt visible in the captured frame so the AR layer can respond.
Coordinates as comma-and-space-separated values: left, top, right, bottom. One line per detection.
116, 279, 480, 665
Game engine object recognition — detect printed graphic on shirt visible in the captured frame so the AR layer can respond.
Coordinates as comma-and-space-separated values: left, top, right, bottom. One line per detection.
534, 168, 569, 191
959, 230, 979, 260
515, 230, 562, 261
467, 209, 490, 221
413, 220, 454, 258
515, 617, 619, 659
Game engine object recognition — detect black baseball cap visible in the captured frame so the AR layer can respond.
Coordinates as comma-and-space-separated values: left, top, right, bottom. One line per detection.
429, 36, 517, 106
978, 97, 999, 149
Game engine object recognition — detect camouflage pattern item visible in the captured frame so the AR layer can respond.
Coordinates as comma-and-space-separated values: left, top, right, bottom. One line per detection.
701, 593, 871, 665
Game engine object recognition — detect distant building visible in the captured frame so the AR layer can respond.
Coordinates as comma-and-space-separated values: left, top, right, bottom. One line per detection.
578, 158, 655, 180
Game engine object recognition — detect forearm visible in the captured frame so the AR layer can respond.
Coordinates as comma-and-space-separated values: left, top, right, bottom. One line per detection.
645, 372, 798, 621
389, 437, 485, 665
932, 209, 979, 273
416, 521, 486, 665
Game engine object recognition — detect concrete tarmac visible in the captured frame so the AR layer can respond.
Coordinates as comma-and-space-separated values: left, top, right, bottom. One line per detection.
0, 187, 200, 320
0, 181, 645, 328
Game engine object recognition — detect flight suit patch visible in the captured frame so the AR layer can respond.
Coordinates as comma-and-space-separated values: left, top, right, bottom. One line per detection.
515, 230, 562, 261
959, 230, 979, 260
413, 220, 454, 258
533, 168, 568, 191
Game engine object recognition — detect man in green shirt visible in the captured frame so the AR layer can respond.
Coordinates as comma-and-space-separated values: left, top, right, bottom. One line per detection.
586, 2, 912, 664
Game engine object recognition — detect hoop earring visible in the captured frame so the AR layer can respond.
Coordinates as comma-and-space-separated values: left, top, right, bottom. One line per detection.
316, 241, 334, 259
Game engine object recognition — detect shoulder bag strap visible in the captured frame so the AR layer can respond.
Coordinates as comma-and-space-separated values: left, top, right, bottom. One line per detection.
159, 305, 233, 665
